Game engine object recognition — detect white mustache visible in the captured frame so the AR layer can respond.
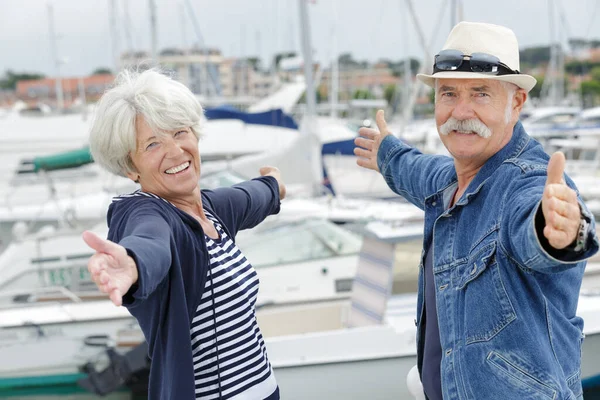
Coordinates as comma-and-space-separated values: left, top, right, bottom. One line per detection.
439, 117, 492, 138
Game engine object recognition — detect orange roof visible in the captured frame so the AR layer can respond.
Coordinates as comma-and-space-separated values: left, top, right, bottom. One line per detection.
16, 74, 115, 96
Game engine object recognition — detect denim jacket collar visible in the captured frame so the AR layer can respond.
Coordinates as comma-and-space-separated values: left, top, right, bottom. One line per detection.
453, 121, 530, 207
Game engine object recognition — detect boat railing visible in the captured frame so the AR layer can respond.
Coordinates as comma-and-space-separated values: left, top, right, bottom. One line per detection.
0, 285, 108, 309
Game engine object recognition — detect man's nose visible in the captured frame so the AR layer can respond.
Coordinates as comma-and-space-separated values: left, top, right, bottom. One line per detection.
451, 96, 475, 120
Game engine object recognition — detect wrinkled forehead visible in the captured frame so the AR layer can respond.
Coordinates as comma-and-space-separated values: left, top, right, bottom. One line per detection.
435, 77, 504, 91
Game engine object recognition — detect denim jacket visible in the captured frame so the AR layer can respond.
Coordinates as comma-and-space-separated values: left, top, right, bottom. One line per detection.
378, 122, 599, 400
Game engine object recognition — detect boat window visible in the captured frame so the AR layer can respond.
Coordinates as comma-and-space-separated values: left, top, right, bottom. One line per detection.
534, 113, 577, 124
577, 116, 600, 128
202, 171, 245, 189
236, 219, 362, 267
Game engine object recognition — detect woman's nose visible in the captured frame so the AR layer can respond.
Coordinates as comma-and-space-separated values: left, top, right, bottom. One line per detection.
164, 138, 184, 157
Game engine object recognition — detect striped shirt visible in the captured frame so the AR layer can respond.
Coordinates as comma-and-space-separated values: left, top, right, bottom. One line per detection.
191, 210, 278, 399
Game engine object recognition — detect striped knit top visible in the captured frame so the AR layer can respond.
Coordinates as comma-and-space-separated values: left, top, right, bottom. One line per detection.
190, 210, 278, 399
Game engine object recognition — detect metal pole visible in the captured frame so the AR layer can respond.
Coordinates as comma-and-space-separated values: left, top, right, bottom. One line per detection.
47, 3, 64, 112
297, 0, 322, 195
109, 0, 120, 71
149, 0, 158, 63
179, 2, 187, 51
330, 0, 339, 118
123, 0, 134, 56
298, 0, 316, 118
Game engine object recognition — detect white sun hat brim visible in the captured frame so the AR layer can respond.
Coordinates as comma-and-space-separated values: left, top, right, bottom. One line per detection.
417, 71, 537, 92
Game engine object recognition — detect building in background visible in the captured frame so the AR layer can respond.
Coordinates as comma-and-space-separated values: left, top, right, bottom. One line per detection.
0, 89, 16, 108
120, 48, 277, 108
319, 62, 400, 102
15, 74, 115, 110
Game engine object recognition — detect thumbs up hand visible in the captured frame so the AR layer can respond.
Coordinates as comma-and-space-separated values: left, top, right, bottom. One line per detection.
82, 231, 139, 306
542, 152, 581, 250
354, 110, 393, 172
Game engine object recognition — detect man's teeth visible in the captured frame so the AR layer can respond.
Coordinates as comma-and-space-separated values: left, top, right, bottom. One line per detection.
165, 161, 190, 174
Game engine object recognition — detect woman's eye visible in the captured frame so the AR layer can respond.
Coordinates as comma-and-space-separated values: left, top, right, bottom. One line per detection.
175, 130, 187, 137
146, 142, 158, 150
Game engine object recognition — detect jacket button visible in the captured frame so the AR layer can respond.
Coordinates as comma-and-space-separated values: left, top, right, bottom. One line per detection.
432, 201, 437, 206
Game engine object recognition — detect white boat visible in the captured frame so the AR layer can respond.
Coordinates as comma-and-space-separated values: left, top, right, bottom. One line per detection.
0, 216, 398, 308
521, 106, 581, 140
3, 287, 600, 399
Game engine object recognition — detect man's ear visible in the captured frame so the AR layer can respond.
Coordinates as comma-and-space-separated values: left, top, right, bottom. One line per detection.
513, 89, 527, 114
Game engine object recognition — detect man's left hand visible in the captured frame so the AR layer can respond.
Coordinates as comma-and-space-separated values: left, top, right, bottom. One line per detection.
542, 152, 581, 249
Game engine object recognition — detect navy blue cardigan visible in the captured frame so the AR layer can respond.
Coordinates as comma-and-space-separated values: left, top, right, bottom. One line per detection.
106, 176, 281, 399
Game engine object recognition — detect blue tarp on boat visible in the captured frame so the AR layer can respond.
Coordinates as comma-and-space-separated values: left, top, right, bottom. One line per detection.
322, 138, 355, 156
204, 106, 299, 130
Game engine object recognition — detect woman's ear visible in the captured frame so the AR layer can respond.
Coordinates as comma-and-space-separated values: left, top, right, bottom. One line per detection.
125, 167, 140, 183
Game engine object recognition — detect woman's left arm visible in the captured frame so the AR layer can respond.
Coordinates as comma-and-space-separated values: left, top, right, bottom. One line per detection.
203, 167, 284, 235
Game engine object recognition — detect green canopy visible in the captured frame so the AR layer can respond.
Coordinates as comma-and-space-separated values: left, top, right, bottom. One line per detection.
32, 147, 94, 172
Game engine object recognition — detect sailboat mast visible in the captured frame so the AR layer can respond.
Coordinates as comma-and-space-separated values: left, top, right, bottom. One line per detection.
330, 0, 339, 119
149, 0, 158, 63
47, 3, 64, 112
297, 0, 323, 195
298, 0, 316, 118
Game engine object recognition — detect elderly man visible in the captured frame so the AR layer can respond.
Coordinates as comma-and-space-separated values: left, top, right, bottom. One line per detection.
355, 22, 599, 400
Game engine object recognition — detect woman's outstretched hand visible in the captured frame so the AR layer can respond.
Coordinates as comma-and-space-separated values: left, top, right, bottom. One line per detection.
82, 231, 139, 306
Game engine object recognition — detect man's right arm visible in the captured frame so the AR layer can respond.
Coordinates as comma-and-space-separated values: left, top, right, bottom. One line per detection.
378, 135, 454, 210
355, 110, 454, 210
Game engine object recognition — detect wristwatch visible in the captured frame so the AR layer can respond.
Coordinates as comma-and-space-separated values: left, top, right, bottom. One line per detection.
570, 213, 591, 253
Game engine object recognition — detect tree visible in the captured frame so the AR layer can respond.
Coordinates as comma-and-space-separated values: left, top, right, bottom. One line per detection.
246, 57, 262, 72
92, 67, 112, 75
519, 46, 551, 67
273, 52, 297, 69
390, 58, 421, 77
590, 66, 600, 83
528, 76, 545, 98
298, 89, 324, 104
338, 53, 359, 67
0, 70, 45, 90
581, 80, 600, 97
565, 60, 600, 75
352, 89, 374, 100
384, 84, 396, 105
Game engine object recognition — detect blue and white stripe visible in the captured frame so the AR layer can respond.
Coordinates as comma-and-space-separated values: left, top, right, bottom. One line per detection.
191, 211, 277, 399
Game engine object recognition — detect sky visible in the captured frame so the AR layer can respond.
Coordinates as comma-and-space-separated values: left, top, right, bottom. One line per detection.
0, 0, 599, 77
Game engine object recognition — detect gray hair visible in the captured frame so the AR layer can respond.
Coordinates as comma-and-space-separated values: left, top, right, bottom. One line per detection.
500, 81, 518, 123
89, 68, 203, 177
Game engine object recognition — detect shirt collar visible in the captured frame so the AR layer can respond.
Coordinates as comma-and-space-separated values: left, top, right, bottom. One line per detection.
453, 121, 530, 206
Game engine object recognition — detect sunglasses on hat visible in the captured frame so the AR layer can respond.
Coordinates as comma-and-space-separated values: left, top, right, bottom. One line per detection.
434, 49, 519, 76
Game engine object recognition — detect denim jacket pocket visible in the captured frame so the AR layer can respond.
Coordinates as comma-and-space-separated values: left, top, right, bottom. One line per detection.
487, 351, 558, 400
455, 241, 517, 344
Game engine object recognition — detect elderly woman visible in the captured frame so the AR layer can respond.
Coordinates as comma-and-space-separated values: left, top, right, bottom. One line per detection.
82, 69, 284, 400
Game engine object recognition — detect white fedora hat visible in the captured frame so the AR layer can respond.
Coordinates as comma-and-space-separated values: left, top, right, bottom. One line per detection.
417, 22, 537, 92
